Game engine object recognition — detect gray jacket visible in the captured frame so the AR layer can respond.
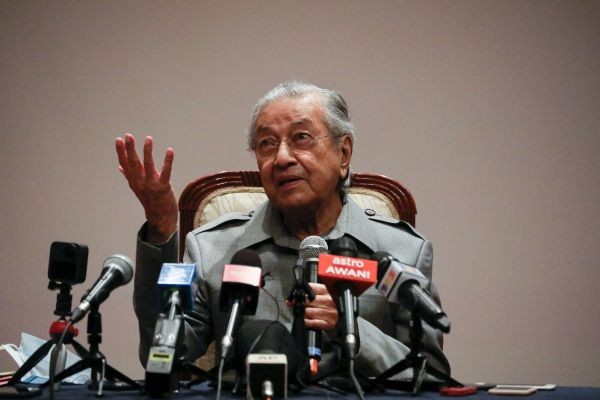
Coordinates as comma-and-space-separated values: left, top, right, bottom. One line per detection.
133, 198, 450, 378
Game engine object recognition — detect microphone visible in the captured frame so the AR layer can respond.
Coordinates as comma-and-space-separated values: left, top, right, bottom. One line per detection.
219, 249, 263, 361
372, 252, 450, 333
156, 263, 197, 313
318, 237, 377, 360
298, 235, 328, 376
235, 320, 303, 399
69, 254, 133, 323
145, 263, 197, 396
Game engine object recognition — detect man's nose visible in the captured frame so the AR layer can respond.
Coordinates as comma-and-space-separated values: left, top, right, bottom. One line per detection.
273, 140, 297, 167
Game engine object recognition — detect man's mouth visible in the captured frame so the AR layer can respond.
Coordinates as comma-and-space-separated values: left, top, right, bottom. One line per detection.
277, 177, 303, 187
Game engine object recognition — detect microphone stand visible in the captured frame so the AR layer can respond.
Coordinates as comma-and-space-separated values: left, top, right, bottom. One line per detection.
42, 304, 141, 395
9, 282, 89, 386
374, 310, 462, 395
287, 267, 315, 360
310, 298, 381, 399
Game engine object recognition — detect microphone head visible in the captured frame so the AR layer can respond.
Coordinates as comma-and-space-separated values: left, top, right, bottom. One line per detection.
230, 249, 262, 268
102, 254, 134, 285
299, 236, 328, 261
220, 249, 263, 314
234, 320, 304, 381
371, 251, 394, 282
330, 236, 358, 257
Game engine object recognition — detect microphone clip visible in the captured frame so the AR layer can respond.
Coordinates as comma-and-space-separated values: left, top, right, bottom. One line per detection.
287, 260, 315, 304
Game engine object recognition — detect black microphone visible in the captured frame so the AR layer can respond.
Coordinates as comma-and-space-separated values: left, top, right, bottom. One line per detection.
235, 320, 303, 399
219, 249, 263, 361
328, 237, 362, 360
69, 254, 133, 323
298, 235, 328, 376
372, 251, 450, 333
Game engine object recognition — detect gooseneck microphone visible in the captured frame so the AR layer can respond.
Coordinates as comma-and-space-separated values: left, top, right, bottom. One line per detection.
69, 254, 134, 323
219, 249, 263, 362
298, 235, 328, 376
372, 251, 450, 333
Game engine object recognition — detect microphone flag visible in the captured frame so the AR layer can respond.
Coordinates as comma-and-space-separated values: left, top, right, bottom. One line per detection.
156, 263, 197, 312
317, 253, 377, 296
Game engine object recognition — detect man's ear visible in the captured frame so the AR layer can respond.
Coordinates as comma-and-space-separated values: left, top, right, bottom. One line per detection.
339, 135, 353, 176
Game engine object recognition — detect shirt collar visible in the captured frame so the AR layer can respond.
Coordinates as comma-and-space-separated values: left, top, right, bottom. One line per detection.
235, 197, 378, 252
323, 197, 378, 252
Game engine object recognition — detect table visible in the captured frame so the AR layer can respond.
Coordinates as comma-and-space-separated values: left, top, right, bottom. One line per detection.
6, 382, 599, 399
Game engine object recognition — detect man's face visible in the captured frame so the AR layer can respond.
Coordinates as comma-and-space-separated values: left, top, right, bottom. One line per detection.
253, 95, 352, 214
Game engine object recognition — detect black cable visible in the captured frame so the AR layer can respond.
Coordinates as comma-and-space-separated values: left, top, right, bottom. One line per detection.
348, 358, 365, 400
215, 357, 225, 400
48, 320, 72, 400
246, 320, 278, 355
259, 273, 281, 322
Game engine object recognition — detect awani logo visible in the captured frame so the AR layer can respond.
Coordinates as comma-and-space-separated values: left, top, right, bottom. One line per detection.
317, 254, 378, 295
325, 264, 371, 279
318, 254, 377, 281
331, 256, 366, 268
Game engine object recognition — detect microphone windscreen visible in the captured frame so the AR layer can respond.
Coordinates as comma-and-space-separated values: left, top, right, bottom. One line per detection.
234, 320, 304, 380
230, 249, 263, 268
220, 249, 263, 313
102, 254, 134, 284
299, 236, 328, 261
371, 251, 393, 282
330, 236, 358, 257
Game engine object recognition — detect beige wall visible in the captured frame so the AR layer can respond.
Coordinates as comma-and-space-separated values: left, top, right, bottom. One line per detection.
1, 0, 599, 386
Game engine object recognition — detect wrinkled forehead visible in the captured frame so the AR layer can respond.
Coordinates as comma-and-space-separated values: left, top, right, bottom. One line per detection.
254, 94, 327, 134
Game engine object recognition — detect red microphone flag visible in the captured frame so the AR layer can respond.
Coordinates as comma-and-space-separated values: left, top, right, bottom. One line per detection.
317, 253, 377, 296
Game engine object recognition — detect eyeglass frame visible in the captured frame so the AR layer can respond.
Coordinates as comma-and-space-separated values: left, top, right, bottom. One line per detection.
247, 132, 343, 159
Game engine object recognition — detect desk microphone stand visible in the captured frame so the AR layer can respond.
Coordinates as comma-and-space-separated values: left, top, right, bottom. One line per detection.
9, 319, 87, 385
42, 304, 141, 396
9, 282, 89, 386
374, 310, 462, 396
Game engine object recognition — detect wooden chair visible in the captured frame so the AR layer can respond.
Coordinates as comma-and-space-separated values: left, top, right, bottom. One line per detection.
178, 171, 417, 260
177, 170, 417, 370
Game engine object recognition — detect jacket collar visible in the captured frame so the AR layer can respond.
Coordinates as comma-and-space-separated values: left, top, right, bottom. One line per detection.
234, 198, 378, 253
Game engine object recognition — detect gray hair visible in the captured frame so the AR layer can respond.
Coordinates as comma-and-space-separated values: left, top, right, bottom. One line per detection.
247, 81, 355, 149
247, 81, 355, 195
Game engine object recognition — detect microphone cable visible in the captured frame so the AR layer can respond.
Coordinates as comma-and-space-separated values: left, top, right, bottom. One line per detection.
348, 358, 365, 400
259, 272, 281, 322
215, 354, 226, 400
48, 319, 74, 400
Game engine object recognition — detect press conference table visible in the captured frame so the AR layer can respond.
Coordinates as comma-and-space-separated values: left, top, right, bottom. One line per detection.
18, 383, 600, 399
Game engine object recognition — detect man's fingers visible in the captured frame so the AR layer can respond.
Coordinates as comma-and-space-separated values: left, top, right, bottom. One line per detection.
124, 133, 144, 180
115, 137, 129, 173
159, 148, 174, 184
143, 136, 157, 178
309, 282, 330, 295
304, 306, 337, 331
304, 318, 330, 331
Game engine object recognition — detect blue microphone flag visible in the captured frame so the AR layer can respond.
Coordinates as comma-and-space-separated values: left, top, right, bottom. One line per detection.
156, 263, 197, 312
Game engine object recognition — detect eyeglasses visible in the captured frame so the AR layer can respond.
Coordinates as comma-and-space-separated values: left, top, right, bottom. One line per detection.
249, 132, 334, 158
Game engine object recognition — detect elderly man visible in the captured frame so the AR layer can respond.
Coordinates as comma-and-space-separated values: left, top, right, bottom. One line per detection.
115, 81, 450, 381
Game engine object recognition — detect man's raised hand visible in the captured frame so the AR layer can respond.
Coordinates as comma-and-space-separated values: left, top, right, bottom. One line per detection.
115, 133, 178, 243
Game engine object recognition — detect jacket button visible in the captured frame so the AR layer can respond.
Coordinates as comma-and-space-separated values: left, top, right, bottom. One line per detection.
364, 208, 376, 216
